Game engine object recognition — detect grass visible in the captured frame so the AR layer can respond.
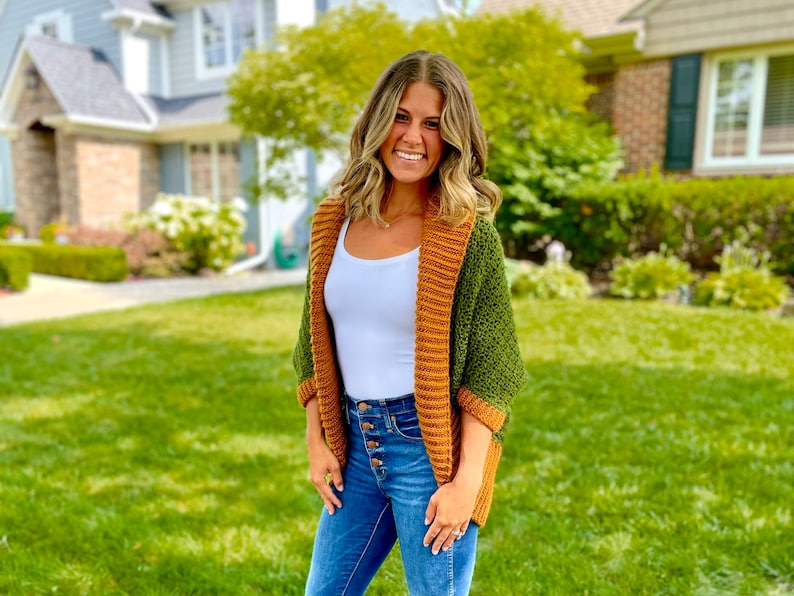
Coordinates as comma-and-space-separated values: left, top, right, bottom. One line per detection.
0, 287, 792, 595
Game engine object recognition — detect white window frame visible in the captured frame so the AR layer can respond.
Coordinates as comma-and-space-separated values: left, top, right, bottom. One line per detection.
26, 9, 73, 42
185, 140, 241, 201
193, 1, 264, 81
702, 45, 794, 169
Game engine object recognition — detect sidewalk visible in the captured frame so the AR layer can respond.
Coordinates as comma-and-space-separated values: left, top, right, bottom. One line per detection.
0, 269, 306, 326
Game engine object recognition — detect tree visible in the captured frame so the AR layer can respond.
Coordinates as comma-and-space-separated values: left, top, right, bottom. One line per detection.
226, 3, 622, 254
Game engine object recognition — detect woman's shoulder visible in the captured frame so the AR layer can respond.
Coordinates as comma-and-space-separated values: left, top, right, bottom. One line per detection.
468, 216, 502, 254
312, 196, 346, 224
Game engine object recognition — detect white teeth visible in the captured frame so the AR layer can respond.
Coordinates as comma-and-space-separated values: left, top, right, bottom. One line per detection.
395, 151, 423, 161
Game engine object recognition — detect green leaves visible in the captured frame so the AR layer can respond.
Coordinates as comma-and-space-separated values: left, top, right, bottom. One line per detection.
227, 5, 621, 220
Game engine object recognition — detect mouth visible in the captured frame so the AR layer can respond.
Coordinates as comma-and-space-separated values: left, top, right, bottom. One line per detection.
395, 150, 424, 161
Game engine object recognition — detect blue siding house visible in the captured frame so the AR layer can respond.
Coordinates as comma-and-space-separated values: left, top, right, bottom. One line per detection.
0, 0, 452, 267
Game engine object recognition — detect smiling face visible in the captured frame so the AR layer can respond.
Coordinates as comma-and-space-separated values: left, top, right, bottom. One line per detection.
379, 81, 445, 197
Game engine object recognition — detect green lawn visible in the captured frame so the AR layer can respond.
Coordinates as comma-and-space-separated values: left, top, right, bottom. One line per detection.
1, 288, 792, 595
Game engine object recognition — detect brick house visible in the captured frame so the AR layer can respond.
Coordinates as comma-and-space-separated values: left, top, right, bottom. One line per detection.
0, 0, 452, 264
478, 0, 794, 177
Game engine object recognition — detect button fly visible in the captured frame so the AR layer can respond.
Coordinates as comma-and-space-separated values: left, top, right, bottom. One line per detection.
361, 422, 374, 430
371, 458, 382, 466
357, 402, 369, 411
367, 441, 378, 449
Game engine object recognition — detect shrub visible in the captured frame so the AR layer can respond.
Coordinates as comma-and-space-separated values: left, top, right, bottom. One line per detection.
542, 174, 794, 273
127, 194, 246, 273
1, 222, 26, 240
610, 249, 694, 300
0, 246, 32, 291
14, 244, 129, 282
39, 221, 70, 244
511, 260, 592, 300
66, 224, 183, 277
692, 241, 791, 311
0, 212, 13, 228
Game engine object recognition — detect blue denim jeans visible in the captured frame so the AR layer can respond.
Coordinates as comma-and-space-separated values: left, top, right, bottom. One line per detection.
305, 394, 478, 595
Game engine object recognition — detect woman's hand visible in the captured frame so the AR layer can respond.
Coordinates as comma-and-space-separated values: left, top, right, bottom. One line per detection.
305, 397, 344, 514
307, 436, 344, 515
423, 474, 480, 554
423, 411, 492, 554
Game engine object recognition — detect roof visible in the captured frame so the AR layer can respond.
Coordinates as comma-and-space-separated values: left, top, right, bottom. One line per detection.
477, 0, 644, 39
26, 35, 151, 125
3, 35, 227, 133
145, 92, 228, 127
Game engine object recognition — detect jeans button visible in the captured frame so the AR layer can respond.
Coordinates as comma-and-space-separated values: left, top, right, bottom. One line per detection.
361, 422, 374, 431
367, 441, 378, 449
371, 458, 382, 466
357, 402, 369, 411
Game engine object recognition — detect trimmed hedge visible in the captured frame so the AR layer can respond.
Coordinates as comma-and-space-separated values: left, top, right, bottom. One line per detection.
0, 243, 128, 282
542, 175, 794, 274
0, 246, 32, 291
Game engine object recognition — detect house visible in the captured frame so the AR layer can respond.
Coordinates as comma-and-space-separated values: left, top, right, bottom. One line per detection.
0, 0, 452, 266
478, 0, 794, 178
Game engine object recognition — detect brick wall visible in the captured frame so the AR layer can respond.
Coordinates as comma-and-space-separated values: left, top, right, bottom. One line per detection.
11, 78, 62, 236
612, 59, 672, 173
74, 136, 160, 227
584, 72, 616, 123
11, 74, 160, 234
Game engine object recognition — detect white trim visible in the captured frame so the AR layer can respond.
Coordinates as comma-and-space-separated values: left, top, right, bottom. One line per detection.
700, 44, 794, 171
194, 2, 234, 81
159, 33, 172, 98
100, 8, 175, 33
26, 9, 73, 42
194, 0, 264, 81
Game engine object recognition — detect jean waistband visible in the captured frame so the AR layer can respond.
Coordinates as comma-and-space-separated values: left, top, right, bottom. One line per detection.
345, 393, 416, 416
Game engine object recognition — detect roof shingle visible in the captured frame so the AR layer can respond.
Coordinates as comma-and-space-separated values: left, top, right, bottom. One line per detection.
477, 0, 644, 38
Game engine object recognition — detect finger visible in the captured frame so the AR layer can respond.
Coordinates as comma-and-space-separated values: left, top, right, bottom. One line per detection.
330, 467, 344, 492
321, 482, 343, 510
432, 530, 456, 555
424, 499, 437, 527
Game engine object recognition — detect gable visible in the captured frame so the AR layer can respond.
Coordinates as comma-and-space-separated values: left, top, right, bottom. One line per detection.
637, 0, 794, 57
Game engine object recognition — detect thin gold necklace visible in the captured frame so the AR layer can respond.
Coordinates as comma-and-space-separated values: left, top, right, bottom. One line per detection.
383, 205, 422, 229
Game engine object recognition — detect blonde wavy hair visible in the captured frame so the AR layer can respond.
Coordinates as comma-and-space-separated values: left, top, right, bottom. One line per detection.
332, 50, 501, 227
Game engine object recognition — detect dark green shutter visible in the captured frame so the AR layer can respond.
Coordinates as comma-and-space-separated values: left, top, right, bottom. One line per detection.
665, 54, 701, 170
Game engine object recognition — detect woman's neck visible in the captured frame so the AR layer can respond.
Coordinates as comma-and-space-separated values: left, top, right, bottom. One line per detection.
384, 182, 429, 215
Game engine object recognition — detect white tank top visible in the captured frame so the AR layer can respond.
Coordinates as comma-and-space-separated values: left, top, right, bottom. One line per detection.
324, 218, 419, 400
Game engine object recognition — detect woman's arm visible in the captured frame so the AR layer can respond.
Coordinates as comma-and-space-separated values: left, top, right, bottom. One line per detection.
422, 411, 491, 554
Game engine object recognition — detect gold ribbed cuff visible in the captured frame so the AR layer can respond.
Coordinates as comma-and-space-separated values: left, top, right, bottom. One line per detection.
457, 386, 506, 433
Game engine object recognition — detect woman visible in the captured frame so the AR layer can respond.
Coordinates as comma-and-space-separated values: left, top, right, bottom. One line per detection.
293, 50, 526, 595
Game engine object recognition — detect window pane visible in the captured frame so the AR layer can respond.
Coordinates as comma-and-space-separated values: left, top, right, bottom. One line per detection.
761, 54, 794, 155
218, 142, 241, 202
190, 143, 214, 198
201, 4, 227, 69
231, 0, 257, 62
41, 22, 58, 38
712, 59, 753, 158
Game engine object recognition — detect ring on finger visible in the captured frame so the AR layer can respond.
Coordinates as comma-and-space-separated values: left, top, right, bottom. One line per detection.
450, 530, 464, 537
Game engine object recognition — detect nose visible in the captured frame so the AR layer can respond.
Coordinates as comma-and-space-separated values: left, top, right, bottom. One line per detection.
402, 121, 422, 145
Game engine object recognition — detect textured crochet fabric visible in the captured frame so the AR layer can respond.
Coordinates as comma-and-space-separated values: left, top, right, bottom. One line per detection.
293, 197, 527, 525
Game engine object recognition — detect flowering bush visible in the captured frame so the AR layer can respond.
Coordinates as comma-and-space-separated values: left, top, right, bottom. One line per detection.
127, 194, 247, 273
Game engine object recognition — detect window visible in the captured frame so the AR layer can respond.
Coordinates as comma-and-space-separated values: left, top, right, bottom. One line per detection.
188, 142, 240, 201
705, 48, 794, 166
195, 0, 259, 79
26, 9, 73, 42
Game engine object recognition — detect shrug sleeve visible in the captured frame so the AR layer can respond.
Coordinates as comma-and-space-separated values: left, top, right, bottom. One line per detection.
451, 218, 527, 440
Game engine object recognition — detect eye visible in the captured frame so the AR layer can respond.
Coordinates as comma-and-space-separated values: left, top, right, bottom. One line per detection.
395, 113, 409, 122
424, 120, 440, 130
